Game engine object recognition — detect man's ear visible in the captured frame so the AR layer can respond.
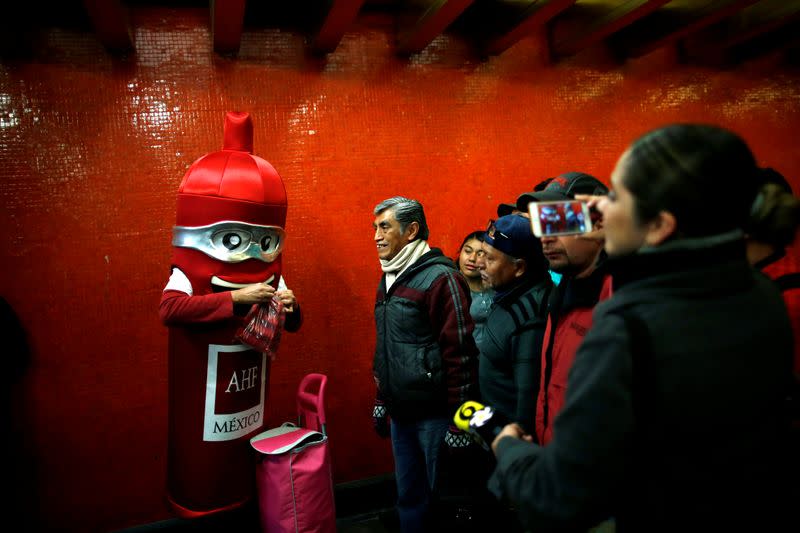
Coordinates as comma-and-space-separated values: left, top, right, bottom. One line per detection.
644, 211, 677, 246
405, 221, 420, 241
513, 258, 527, 279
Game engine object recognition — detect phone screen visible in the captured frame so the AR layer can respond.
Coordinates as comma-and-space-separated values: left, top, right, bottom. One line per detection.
529, 200, 592, 238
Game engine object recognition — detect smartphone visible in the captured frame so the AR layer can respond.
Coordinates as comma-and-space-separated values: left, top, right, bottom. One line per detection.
529, 200, 593, 238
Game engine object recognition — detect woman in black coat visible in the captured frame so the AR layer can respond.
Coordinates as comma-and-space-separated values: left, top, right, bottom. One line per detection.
488, 124, 795, 532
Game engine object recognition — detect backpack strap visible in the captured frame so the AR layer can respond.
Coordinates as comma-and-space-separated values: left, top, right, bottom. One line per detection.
774, 273, 800, 292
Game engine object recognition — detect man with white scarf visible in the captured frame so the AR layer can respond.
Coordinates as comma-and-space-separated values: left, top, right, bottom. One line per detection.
370, 196, 479, 533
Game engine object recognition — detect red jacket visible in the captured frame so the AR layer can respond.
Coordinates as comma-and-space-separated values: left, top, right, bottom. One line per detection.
535, 270, 612, 445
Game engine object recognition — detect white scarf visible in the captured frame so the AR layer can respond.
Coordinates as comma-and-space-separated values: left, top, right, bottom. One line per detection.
381, 239, 430, 290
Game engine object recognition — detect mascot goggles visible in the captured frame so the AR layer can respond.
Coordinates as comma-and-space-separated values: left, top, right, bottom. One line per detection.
172, 221, 285, 263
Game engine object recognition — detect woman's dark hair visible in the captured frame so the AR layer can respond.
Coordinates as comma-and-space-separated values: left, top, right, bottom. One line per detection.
746, 168, 800, 248
455, 231, 485, 268
621, 124, 761, 239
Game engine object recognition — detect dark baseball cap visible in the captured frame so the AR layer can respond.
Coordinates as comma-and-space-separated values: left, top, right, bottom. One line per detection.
516, 172, 608, 211
498, 178, 556, 217
496, 202, 517, 217
483, 214, 539, 260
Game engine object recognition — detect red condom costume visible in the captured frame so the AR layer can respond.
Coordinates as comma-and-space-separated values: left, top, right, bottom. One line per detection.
159, 112, 292, 517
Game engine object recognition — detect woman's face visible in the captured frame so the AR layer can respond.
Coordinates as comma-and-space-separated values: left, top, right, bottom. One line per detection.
598, 151, 650, 257
458, 238, 485, 280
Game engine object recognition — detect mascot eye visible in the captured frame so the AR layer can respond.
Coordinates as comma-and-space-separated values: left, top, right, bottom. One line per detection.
260, 234, 281, 252
220, 232, 246, 251
209, 228, 254, 257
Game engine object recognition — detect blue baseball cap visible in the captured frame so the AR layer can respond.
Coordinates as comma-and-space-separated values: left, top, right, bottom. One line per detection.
483, 214, 539, 260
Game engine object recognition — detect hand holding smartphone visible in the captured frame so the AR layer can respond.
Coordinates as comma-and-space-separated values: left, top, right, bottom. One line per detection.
529, 200, 593, 238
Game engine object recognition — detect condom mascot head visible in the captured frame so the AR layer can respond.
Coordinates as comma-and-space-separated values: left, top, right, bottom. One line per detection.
173, 112, 286, 291
164, 112, 286, 518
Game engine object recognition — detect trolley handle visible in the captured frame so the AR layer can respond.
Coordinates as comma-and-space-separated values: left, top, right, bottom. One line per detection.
296, 373, 327, 434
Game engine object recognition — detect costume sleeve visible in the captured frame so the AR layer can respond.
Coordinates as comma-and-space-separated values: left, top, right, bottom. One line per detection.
159, 290, 235, 325
427, 270, 480, 412
510, 322, 544, 433
489, 310, 633, 531
284, 303, 303, 332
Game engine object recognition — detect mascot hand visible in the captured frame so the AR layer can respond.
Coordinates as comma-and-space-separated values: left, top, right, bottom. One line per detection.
231, 282, 276, 305
275, 289, 296, 312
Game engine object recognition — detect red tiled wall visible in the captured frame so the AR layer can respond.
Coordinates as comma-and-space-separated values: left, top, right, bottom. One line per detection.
2, 7, 799, 532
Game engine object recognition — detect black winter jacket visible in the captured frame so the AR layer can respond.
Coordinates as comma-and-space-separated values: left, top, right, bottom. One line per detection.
490, 234, 795, 532
373, 249, 479, 422
477, 276, 552, 434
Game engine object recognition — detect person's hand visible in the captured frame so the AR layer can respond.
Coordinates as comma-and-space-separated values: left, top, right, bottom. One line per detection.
574, 193, 605, 210
490, 422, 531, 454
231, 282, 276, 305
373, 400, 390, 439
574, 193, 606, 243
275, 289, 296, 313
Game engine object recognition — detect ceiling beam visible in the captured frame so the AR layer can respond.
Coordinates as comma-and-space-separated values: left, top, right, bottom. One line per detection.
396, 0, 475, 55
699, 0, 800, 51
608, 0, 757, 59
82, 0, 133, 53
726, 20, 800, 64
785, 42, 800, 67
485, 0, 575, 56
312, 0, 366, 54
211, 0, 247, 54
549, 0, 669, 60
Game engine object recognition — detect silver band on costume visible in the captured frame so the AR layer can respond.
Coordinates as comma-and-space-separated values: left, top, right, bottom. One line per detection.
172, 220, 285, 263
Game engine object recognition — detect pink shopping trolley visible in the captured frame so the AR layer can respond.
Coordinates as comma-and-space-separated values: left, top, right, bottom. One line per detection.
250, 373, 336, 533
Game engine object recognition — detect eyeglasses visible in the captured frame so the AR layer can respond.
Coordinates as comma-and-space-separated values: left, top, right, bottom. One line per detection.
486, 219, 511, 243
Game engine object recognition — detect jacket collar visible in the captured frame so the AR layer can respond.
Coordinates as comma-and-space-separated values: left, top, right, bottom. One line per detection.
607, 230, 748, 291
494, 274, 550, 307
380, 248, 451, 294
556, 257, 609, 312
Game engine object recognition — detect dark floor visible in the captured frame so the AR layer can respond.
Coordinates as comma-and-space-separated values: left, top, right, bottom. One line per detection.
337, 509, 401, 533
115, 505, 401, 533
116, 473, 617, 533
116, 493, 500, 533
116, 475, 400, 533
335, 474, 400, 532
338, 504, 545, 533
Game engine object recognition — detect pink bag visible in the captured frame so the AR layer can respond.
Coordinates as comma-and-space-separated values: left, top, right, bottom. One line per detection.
250, 374, 335, 533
